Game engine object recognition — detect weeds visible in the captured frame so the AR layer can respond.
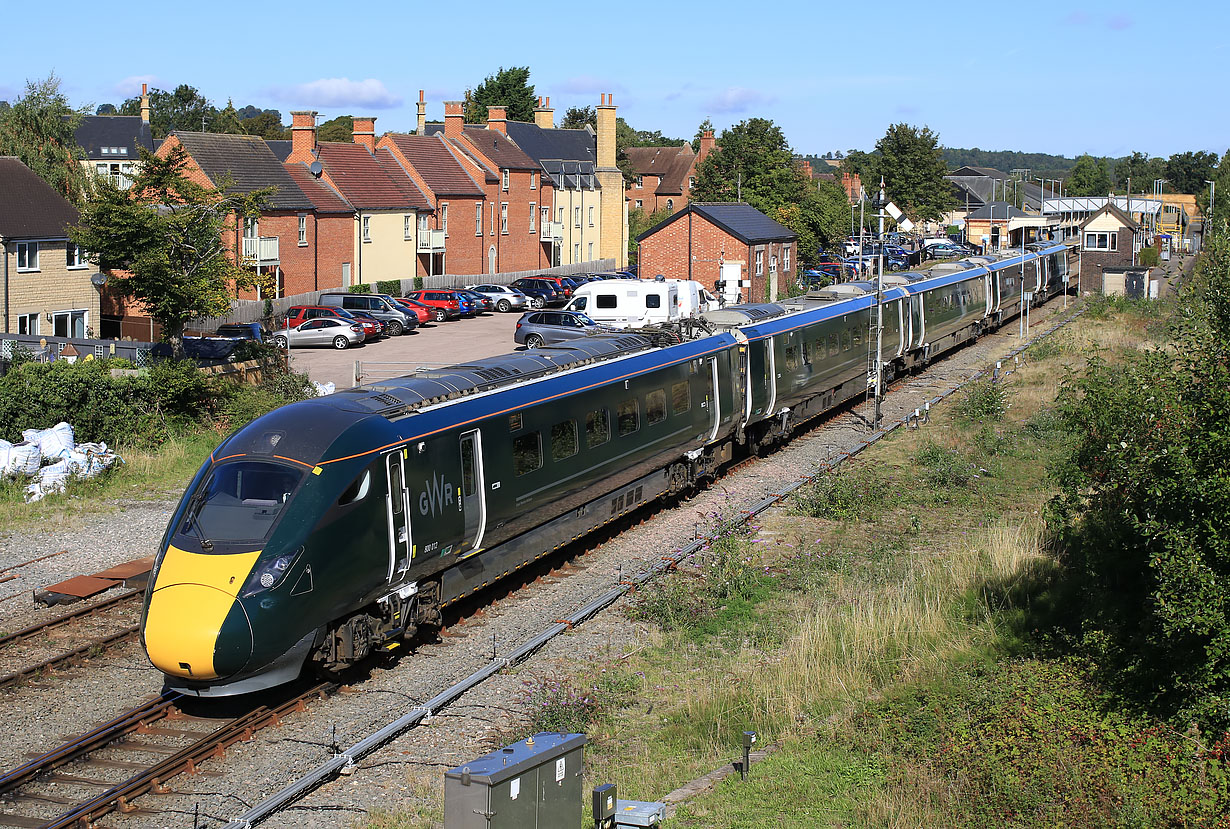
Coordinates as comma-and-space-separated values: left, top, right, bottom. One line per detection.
790, 463, 891, 520
954, 379, 1008, 423
914, 441, 974, 489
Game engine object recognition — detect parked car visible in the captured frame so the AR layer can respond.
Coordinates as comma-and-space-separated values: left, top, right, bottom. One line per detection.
391, 297, 434, 325
271, 318, 364, 350
214, 322, 268, 341
527, 275, 578, 300
282, 304, 365, 330
345, 310, 386, 340
454, 288, 495, 314
513, 310, 612, 348
465, 284, 529, 313
509, 277, 562, 307
316, 293, 418, 335
403, 289, 464, 322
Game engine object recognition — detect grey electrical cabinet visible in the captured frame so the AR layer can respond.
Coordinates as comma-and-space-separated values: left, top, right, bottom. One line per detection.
444, 732, 586, 829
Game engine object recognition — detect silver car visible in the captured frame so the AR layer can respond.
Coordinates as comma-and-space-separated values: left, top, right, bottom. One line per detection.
271, 318, 365, 350
514, 310, 612, 348
466, 283, 531, 312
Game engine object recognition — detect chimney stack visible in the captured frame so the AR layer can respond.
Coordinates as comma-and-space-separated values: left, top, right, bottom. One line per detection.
352, 116, 376, 151
534, 96, 554, 129
140, 83, 150, 124
698, 129, 715, 164
486, 105, 508, 135
444, 101, 464, 138
289, 110, 319, 163
416, 90, 427, 135
596, 93, 616, 170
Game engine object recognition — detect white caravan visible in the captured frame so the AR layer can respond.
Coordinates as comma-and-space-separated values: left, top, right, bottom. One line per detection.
564, 280, 681, 328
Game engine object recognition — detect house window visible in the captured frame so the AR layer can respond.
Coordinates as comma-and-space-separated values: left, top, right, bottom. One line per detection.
588, 242, 594, 260
688, 176, 695, 189
574, 207, 581, 227
441, 203, 449, 235
362, 216, 371, 242
66, 243, 86, 269
783, 246, 790, 273
557, 207, 564, 224
666, 199, 674, 213
634, 199, 643, 210
476, 202, 483, 236
530, 171, 537, 190
588, 206, 594, 226
491, 203, 496, 235
298, 216, 308, 246
540, 206, 549, 232
501, 203, 508, 234
1083, 231, 1117, 251
16, 241, 38, 271
634, 176, 644, 189
419, 214, 430, 232
502, 169, 509, 192
17, 313, 38, 335
95, 163, 107, 176
755, 250, 763, 276
52, 309, 88, 338
529, 202, 536, 232
404, 215, 412, 240
574, 243, 581, 261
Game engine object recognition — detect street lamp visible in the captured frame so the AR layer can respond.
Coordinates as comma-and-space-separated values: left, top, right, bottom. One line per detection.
1206, 179, 1216, 232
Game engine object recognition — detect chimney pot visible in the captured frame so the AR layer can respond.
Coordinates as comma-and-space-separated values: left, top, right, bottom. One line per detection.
417, 92, 428, 136
290, 110, 319, 163
352, 116, 376, 151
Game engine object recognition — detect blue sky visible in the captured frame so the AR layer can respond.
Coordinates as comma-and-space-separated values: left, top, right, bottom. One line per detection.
2, 0, 1223, 161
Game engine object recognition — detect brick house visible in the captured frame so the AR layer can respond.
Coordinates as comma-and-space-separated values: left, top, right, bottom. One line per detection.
0, 158, 99, 337
282, 161, 355, 293
624, 130, 714, 216
286, 113, 431, 287
636, 202, 797, 303
1079, 203, 1141, 294
157, 131, 318, 299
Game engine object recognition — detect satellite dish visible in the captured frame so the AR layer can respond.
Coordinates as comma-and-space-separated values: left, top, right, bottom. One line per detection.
90, 272, 108, 287
309, 161, 323, 178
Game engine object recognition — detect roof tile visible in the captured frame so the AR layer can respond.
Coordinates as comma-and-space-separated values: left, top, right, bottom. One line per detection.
316, 142, 425, 210
0, 157, 79, 239
382, 134, 485, 198
170, 131, 314, 211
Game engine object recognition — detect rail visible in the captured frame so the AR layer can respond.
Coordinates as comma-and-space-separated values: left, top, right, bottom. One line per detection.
221, 301, 1089, 828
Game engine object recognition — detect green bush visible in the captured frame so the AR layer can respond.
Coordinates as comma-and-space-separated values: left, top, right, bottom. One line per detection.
1138, 246, 1160, 267
791, 464, 891, 519
377, 280, 401, 296
347, 283, 371, 294
915, 442, 973, 489
954, 379, 1008, 423
413, 276, 424, 291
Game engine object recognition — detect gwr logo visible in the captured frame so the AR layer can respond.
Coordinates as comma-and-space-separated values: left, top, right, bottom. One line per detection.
419, 472, 454, 516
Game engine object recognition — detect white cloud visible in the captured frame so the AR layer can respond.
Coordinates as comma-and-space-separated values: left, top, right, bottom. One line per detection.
271, 78, 402, 109
705, 87, 774, 114
114, 75, 159, 96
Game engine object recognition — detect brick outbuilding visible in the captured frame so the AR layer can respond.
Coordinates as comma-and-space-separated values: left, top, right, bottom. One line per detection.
636, 202, 796, 303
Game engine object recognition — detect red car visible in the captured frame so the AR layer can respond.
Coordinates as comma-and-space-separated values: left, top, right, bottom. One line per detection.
281, 305, 377, 341
402, 290, 463, 322
391, 297, 434, 325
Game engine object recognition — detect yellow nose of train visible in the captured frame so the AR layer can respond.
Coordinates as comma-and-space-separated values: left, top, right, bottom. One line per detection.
143, 546, 260, 680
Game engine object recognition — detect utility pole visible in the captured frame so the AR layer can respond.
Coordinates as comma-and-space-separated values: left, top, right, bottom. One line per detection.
874, 177, 886, 431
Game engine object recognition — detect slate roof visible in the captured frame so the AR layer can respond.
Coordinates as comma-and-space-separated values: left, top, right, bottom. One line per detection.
503, 122, 599, 189
265, 140, 292, 162
1079, 202, 1140, 231
381, 134, 486, 198
966, 201, 1027, 220
459, 126, 541, 171
0, 157, 79, 239
170, 131, 313, 211
949, 165, 1009, 179
74, 115, 153, 161
316, 142, 424, 210
625, 145, 695, 196
283, 162, 353, 214
637, 202, 795, 244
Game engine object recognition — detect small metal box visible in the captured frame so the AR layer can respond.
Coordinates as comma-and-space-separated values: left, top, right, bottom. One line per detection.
593, 782, 617, 826
444, 732, 586, 829
614, 799, 666, 827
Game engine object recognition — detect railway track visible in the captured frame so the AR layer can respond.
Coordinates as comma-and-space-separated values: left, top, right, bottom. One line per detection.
0, 682, 334, 828
0, 590, 144, 692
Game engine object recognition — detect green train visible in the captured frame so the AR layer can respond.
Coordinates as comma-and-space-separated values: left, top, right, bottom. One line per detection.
142, 242, 1070, 696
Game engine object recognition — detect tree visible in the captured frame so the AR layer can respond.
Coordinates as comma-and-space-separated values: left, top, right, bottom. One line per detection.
240, 110, 288, 140
1113, 151, 1164, 191
840, 149, 877, 185
212, 100, 246, 136
317, 115, 354, 143
873, 123, 951, 221
70, 145, 270, 352
96, 103, 117, 116
629, 206, 672, 263
121, 84, 217, 138
561, 106, 594, 130
691, 118, 714, 154
1200, 150, 1229, 228
1066, 154, 1111, 196
0, 74, 91, 205
1165, 150, 1219, 196
463, 67, 536, 123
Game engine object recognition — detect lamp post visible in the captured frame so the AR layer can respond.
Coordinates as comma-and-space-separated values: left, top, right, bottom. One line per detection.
1206, 179, 1216, 236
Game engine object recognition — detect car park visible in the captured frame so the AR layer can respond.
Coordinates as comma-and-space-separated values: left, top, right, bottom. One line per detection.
465, 284, 529, 312
510, 277, 563, 307
403, 289, 465, 322
513, 310, 611, 348
271, 318, 365, 350
316, 293, 418, 336
392, 297, 434, 325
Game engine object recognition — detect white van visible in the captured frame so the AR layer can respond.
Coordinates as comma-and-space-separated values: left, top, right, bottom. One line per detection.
564, 280, 680, 328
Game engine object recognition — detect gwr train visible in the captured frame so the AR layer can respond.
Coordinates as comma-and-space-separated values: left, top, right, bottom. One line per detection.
141, 242, 1070, 696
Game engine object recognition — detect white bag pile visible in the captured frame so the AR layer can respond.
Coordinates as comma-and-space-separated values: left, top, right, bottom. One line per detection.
0, 422, 124, 503
313, 381, 336, 397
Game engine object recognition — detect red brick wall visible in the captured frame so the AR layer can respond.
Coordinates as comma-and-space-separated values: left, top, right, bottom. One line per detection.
315, 213, 353, 290
638, 213, 794, 301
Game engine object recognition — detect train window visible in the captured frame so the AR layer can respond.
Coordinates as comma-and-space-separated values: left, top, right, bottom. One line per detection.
617, 399, 639, 436
509, 413, 523, 431
337, 470, 371, 506
785, 345, 798, 369
513, 432, 542, 476
586, 409, 610, 448
852, 329, 861, 347
551, 419, 578, 461
828, 333, 838, 356
802, 341, 812, 364
461, 443, 476, 497
647, 390, 666, 425
389, 463, 403, 515
841, 330, 852, 352
671, 381, 690, 414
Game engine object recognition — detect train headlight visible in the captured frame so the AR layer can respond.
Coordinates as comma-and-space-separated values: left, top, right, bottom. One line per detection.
239, 553, 294, 598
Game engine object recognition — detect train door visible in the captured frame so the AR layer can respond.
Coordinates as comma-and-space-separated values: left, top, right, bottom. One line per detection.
705, 356, 721, 442
384, 450, 412, 581
764, 336, 778, 418
458, 430, 487, 557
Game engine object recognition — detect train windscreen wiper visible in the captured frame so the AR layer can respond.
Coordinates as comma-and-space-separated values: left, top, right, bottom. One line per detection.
181, 489, 214, 552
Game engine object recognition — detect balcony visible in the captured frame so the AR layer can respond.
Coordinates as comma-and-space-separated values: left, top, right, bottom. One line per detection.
242, 236, 279, 266
417, 229, 446, 253
540, 221, 564, 242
